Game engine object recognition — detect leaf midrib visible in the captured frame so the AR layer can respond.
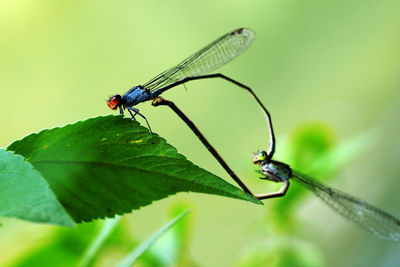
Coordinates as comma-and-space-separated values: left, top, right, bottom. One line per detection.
32, 160, 244, 196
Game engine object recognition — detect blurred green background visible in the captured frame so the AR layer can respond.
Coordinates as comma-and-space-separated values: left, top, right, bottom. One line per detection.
1, 0, 400, 266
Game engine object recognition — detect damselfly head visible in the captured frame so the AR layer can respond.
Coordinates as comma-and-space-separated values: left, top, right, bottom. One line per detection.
252, 150, 268, 164
107, 94, 122, 110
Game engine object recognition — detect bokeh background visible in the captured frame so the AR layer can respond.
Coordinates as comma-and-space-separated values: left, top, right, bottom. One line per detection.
1, 0, 400, 266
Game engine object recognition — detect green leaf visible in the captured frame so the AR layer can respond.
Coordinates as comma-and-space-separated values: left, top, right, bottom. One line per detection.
288, 123, 336, 172
77, 216, 121, 267
143, 202, 193, 266
273, 122, 373, 223
268, 123, 337, 223
8, 116, 261, 222
117, 210, 190, 267
235, 239, 324, 267
8, 220, 103, 267
0, 149, 74, 226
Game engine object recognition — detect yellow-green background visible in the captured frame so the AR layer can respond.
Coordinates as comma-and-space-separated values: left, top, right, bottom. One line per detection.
1, 0, 400, 266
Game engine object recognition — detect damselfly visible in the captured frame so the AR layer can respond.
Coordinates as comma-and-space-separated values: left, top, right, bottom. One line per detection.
107, 28, 273, 195
252, 106, 400, 241
107, 28, 256, 129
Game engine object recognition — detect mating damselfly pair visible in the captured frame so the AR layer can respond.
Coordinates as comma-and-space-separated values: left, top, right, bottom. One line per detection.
107, 28, 400, 241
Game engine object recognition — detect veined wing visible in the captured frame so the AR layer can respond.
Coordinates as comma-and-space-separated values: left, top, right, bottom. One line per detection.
142, 28, 255, 92
292, 170, 400, 241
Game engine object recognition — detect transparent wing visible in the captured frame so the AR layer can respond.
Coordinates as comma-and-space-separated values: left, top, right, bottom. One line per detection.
292, 170, 400, 241
142, 28, 255, 92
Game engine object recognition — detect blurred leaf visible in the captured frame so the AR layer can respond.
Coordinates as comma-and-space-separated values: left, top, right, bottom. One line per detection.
288, 123, 336, 172
306, 130, 374, 178
142, 203, 194, 266
235, 239, 324, 267
9, 243, 79, 267
272, 123, 337, 222
0, 149, 74, 226
77, 216, 121, 267
273, 123, 373, 225
7, 220, 102, 267
7, 116, 261, 222
117, 210, 190, 267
